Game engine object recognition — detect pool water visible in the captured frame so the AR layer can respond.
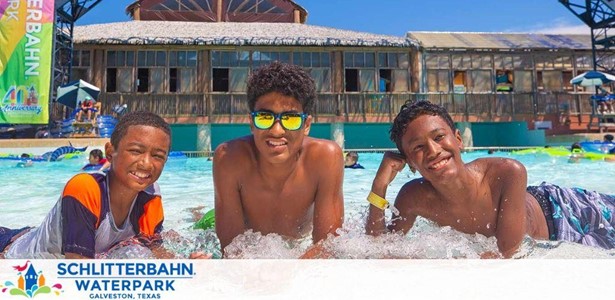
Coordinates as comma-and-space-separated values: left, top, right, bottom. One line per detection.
0, 151, 614, 258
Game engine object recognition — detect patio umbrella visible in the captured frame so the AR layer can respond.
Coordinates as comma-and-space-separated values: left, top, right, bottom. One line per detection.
56, 79, 100, 109
570, 70, 615, 86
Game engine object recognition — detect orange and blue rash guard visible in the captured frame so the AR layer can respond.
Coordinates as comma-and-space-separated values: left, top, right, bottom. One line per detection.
5, 173, 163, 259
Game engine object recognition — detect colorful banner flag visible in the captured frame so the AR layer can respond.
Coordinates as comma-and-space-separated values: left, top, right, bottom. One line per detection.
0, 0, 54, 124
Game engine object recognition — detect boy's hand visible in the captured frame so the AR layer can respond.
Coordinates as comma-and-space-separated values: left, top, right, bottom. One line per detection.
372, 151, 407, 191
299, 241, 333, 259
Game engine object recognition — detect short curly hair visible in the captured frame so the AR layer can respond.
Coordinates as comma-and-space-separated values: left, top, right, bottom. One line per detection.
247, 61, 316, 114
111, 111, 171, 149
390, 100, 455, 153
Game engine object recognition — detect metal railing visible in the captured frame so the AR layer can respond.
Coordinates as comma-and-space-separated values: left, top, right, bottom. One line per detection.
50, 91, 598, 123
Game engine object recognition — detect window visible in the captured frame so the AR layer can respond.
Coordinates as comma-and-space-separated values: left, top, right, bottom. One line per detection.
425, 54, 451, 92
106, 68, 117, 93
254, 51, 290, 67
345, 69, 359, 92
538, 70, 563, 92
292, 52, 331, 92
495, 70, 513, 92
427, 70, 449, 92
575, 54, 593, 70
211, 51, 249, 92
451, 54, 492, 92
453, 71, 466, 93
379, 69, 392, 92
137, 51, 166, 93
212, 68, 229, 92
71, 50, 90, 82
106, 50, 135, 92
169, 50, 198, 93
137, 68, 149, 92
72, 50, 90, 66
377, 52, 409, 92
513, 71, 533, 92
563, 71, 573, 92
344, 52, 376, 92
468, 70, 491, 92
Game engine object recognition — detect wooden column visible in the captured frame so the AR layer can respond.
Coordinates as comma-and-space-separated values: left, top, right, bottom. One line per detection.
293, 10, 301, 23
333, 51, 344, 93
91, 49, 105, 91
216, 0, 223, 22
200, 50, 212, 121
134, 7, 140, 20
410, 48, 420, 93
199, 50, 211, 93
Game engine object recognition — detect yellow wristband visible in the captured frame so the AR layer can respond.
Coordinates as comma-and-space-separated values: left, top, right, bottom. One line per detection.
367, 191, 389, 210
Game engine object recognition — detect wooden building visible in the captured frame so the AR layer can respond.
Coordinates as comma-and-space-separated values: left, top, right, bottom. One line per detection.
63, 0, 615, 134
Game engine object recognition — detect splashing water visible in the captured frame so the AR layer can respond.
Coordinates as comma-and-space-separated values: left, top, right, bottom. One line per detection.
2, 151, 615, 259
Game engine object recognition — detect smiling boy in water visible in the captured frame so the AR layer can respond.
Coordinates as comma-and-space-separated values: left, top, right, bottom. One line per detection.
366, 101, 615, 257
1, 111, 208, 259
213, 62, 344, 257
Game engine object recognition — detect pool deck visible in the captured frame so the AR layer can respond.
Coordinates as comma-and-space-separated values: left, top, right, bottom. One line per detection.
0, 138, 108, 148
546, 133, 607, 145
0, 133, 607, 150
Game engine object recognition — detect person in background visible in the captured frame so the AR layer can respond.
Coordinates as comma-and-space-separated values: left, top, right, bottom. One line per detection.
344, 151, 365, 169
604, 134, 615, 162
16, 153, 33, 168
112, 104, 128, 118
595, 87, 614, 114
77, 96, 95, 122
365, 100, 615, 258
213, 61, 344, 258
0, 111, 209, 259
568, 142, 584, 163
82, 149, 111, 172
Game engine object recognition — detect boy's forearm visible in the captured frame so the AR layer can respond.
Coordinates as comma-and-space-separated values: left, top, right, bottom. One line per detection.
365, 204, 388, 235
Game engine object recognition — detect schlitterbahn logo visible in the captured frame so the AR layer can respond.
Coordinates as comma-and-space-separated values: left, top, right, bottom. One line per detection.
1, 261, 63, 298
57, 262, 194, 299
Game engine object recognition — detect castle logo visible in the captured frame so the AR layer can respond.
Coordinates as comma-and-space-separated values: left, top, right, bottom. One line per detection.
1, 260, 63, 298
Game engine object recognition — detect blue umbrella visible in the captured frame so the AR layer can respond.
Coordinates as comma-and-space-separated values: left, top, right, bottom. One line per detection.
570, 70, 615, 87
56, 80, 100, 109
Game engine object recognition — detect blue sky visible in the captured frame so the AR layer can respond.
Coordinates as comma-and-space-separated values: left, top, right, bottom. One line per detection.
76, 0, 590, 36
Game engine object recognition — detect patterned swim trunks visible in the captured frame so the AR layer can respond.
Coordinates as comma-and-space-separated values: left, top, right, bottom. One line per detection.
527, 182, 615, 249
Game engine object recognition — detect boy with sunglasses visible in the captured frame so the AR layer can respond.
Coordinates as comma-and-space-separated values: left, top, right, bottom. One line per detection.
213, 62, 344, 257
365, 100, 615, 257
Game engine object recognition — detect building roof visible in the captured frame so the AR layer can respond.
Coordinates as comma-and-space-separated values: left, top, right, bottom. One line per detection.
125, 0, 309, 23
73, 21, 417, 47
407, 31, 593, 50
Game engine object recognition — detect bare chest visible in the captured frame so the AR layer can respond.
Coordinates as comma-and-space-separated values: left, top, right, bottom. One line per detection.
419, 193, 500, 237
238, 176, 317, 238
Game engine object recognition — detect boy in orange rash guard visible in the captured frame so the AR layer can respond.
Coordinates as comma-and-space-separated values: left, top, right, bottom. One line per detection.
1, 111, 209, 259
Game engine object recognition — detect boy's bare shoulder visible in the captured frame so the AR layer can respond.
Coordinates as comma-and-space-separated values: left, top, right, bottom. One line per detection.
303, 137, 343, 158
395, 177, 436, 214
213, 136, 255, 165
468, 157, 527, 182
472, 157, 526, 177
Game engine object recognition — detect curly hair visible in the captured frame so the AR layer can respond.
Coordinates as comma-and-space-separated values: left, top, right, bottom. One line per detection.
390, 100, 455, 153
111, 111, 171, 149
247, 61, 316, 114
